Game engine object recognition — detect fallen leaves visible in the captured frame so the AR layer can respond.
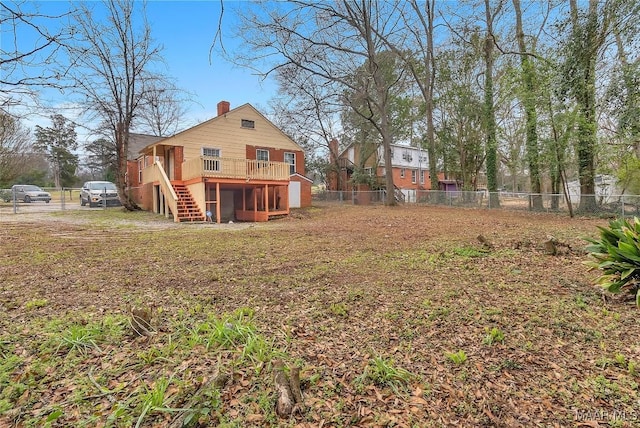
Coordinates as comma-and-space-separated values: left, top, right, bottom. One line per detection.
1, 205, 639, 426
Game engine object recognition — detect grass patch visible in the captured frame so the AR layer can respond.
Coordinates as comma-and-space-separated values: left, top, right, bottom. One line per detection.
355, 355, 413, 395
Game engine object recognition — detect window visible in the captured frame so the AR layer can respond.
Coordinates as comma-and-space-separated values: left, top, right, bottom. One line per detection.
138, 159, 143, 183
400, 168, 405, 178
241, 119, 255, 129
402, 151, 413, 162
411, 169, 417, 184
256, 149, 269, 168
420, 170, 425, 184
202, 147, 221, 171
256, 149, 269, 161
284, 152, 296, 175
202, 147, 220, 157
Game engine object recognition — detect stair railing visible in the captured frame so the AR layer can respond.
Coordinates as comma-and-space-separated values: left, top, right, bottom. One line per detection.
156, 162, 179, 222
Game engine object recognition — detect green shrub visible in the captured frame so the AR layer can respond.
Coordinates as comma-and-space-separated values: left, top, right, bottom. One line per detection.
585, 217, 640, 305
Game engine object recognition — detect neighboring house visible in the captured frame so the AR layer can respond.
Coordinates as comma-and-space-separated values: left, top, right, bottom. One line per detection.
567, 174, 623, 204
130, 101, 311, 223
327, 139, 444, 199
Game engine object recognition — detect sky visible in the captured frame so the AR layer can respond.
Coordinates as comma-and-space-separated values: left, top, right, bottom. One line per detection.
3, 1, 279, 143
143, 1, 278, 122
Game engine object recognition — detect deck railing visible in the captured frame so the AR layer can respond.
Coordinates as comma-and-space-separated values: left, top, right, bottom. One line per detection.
182, 157, 291, 181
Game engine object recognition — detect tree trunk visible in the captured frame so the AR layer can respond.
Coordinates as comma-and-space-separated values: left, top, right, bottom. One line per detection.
484, 0, 499, 208
116, 122, 139, 211
570, 0, 598, 212
513, 0, 542, 210
362, 2, 396, 206
424, 0, 439, 194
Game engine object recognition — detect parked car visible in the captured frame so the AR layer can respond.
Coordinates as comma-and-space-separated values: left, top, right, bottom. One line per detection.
8, 185, 52, 203
80, 181, 121, 207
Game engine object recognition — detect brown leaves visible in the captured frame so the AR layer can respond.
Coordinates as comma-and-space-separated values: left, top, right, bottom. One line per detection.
1, 205, 634, 427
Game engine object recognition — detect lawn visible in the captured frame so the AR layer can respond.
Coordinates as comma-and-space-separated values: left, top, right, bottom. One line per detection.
1, 204, 638, 427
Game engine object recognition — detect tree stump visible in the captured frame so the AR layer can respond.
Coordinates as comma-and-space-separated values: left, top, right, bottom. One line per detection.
273, 360, 295, 417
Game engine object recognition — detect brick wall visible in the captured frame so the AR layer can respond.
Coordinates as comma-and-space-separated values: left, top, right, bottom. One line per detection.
290, 175, 312, 208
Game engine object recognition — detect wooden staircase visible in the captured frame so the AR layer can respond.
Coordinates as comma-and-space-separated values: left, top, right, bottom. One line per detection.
172, 183, 205, 222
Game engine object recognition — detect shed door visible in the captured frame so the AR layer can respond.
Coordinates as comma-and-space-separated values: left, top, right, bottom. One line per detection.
289, 181, 301, 208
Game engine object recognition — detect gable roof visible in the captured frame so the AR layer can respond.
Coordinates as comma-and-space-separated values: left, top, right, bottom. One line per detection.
290, 172, 313, 182
139, 103, 303, 154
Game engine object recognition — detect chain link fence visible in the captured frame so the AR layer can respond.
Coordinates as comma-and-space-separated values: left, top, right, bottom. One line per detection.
0, 187, 96, 215
313, 189, 640, 218
3, 186, 639, 218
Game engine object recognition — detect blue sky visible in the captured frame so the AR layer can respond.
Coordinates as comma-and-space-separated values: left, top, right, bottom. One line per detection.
4, 1, 278, 137
143, 1, 278, 123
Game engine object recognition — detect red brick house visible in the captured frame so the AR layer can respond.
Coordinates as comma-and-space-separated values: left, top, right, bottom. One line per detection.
327, 139, 444, 196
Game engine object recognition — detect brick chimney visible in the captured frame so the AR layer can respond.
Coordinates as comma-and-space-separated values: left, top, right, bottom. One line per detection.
217, 100, 230, 116
329, 138, 339, 163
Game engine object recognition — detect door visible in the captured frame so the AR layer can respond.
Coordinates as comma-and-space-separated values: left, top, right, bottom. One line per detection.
289, 181, 301, 208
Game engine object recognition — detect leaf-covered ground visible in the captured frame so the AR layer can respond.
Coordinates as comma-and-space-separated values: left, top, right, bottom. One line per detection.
1, 204, 639, 427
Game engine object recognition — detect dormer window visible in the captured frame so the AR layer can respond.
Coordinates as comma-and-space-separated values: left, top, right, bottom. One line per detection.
241, 119, 255, 129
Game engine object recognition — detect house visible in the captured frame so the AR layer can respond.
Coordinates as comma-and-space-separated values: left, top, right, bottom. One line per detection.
327, 139, 444, 199
566, 174, 623, 204
129, 101, 312, 223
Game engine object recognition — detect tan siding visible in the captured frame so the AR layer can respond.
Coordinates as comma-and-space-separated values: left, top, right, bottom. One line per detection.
160, 105, 301, 162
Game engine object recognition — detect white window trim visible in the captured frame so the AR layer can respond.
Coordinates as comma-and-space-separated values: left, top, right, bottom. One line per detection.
202, 147, 221, 157
284, 152, 296, 174
256, 149, 269, 161
202, 147, 221, 171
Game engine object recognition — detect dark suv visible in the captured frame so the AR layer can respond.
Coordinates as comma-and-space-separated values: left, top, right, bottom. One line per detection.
80, 181, 121, 207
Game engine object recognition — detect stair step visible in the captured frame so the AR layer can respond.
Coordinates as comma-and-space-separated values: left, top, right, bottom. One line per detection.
171, 183, 205, 222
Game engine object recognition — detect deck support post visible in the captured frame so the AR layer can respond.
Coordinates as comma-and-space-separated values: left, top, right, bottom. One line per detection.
216, 182, 221, 224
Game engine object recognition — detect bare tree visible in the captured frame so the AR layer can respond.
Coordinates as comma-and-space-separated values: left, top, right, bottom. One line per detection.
61, 0, 164, 210
268, 67, 343, 183
137, 79, 190, 137
233, 0, 404, 205
0, 1, 74, 107
372, 0, 439, 191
